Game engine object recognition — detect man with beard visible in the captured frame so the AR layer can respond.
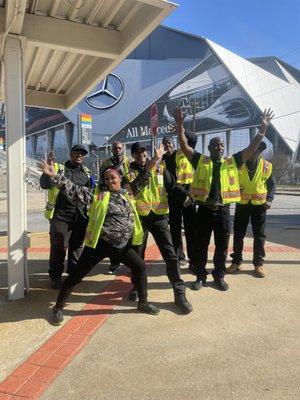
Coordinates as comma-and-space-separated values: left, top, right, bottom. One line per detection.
173, 107, 274, 291
227, 141, 276, 277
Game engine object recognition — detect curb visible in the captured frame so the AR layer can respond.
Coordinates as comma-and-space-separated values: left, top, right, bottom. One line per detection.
275, 191, 300, 196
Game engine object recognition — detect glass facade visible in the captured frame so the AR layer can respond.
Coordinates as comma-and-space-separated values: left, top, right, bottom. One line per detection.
53, 128, 68, 162
35, 134, 47, 159
26, 137, 33, 158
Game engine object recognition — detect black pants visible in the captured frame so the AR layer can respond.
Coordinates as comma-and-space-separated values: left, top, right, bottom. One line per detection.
55, 239, 148, 309
168, 198, 197, 263
49, 216, 87, 279
137, 212, 184, 289
192, 205, 231, 280
231, 203, 266, 266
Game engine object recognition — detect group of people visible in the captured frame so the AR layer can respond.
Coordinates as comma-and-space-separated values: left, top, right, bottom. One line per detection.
38, 107, 275, 325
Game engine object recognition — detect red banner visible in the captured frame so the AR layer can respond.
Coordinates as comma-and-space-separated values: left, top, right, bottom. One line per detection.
150, 103, 158, 136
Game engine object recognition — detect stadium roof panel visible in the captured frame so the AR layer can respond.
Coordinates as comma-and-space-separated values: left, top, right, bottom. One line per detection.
207, 39, 300, 153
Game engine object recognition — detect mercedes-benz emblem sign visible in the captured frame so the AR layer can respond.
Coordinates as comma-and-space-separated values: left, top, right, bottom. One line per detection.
85, 73, 124, 110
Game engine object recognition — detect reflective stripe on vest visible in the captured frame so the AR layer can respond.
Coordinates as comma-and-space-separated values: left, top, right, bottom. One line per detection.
44, 163, 64, 220
84, 189, 143, 248
238, 158, 272, 205
190, 155, 241, 204
130, 164, 169, 216
175, 150, 194, 184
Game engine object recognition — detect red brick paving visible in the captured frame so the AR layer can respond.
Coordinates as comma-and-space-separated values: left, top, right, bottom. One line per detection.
0, 243, 160, 399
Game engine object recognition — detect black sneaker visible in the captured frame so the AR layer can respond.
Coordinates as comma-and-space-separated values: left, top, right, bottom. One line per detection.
213, 278, 229, 291
137, 301, 160, 315
50, 277, 62, 289
107, 264, 120, 275
174, 293, 193, 314
128, 289, 138, 301
192, 278, 206, 291
51, 307, 64, 325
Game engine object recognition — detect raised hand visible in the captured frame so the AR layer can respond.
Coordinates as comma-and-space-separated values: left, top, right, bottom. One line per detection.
172, 106, 185, 128
46, 151, 55, 165
37, 159, 55, 177
260, 108, 275, 133
153, 142, 167, 162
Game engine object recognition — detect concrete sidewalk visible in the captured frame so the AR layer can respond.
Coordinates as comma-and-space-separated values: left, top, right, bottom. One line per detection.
0, 224, 299, 400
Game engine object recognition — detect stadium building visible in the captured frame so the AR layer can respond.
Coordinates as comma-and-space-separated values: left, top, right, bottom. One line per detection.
1, 26, 299, 164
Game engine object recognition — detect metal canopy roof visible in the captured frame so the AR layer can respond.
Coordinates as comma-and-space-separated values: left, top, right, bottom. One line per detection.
0, 0, 177, 109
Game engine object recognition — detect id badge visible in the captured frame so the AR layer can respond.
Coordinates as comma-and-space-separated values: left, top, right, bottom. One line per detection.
157, 174, 163, 186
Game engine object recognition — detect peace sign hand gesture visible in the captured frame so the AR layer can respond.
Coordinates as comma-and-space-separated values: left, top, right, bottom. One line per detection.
172, 106, 185, 129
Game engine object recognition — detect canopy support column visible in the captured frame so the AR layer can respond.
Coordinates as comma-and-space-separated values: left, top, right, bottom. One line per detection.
4, 35, 28, 300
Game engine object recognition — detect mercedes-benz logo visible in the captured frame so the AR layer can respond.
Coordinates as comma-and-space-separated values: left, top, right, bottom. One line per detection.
85, 73, 124, 110
179, 97, 190, 115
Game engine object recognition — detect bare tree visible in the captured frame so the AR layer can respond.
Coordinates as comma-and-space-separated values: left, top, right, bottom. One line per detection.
272, 153, 294, 185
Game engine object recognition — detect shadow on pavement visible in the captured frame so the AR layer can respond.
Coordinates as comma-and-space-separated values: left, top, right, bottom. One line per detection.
265, 214, 300, 249
0, 259, 134, 323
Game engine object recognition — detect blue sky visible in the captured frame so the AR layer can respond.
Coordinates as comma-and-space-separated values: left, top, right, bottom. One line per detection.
163, 0, 300, 68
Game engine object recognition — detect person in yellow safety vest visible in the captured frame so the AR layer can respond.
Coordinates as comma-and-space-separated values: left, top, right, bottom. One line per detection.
227, 142, 276, 277
39, 145, 94, 289
162, 134, 198, 273
173, 106, 275, 292
37, 161, 160, 325
126, 141, 193, 314
98, 141, 130, 275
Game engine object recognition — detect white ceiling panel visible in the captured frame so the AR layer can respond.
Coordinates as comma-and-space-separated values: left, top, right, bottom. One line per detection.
0, 0, 177, 109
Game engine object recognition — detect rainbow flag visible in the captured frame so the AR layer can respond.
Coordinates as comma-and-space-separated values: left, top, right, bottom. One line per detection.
80, 114, 92, 124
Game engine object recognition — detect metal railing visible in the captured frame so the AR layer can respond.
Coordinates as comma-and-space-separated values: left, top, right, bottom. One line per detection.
0, 150, 42, 190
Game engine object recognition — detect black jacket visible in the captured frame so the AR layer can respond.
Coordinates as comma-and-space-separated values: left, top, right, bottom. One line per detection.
163, 151, 191, 203
40, 161, 91, 222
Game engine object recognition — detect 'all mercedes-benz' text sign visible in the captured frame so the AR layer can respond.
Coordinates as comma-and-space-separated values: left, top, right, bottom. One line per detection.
85, 73, 124, 110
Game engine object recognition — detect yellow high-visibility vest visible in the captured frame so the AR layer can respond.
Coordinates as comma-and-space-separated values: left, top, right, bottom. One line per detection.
44, 163, 64, 220
84, 188, 143, 249
101, 156, 130, 176
190, 155, 241, 204
175, 150, 194, 184
44, 163, 90, 220
238, 158, 272, 205
128, 163, 169, 216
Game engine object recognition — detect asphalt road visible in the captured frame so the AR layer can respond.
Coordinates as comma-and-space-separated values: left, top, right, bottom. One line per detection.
0, 194, 299, 235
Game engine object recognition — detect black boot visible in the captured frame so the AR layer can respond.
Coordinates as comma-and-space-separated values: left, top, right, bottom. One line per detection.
137, 301, 160, 315
51, 307, 64, 325
192, 277, 206, 291
213, 277, 229, 291
173, 282, 193, 314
